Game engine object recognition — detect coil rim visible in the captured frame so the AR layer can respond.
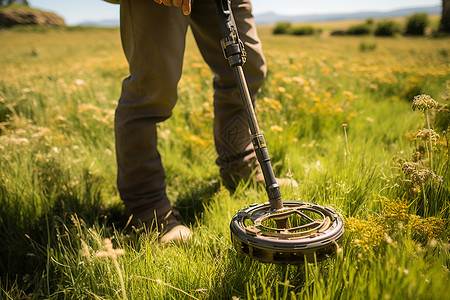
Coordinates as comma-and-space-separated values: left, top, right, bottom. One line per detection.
230, 201, 344, 263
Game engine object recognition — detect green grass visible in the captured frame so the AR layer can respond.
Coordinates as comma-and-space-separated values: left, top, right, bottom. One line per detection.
0, 26, 449, 299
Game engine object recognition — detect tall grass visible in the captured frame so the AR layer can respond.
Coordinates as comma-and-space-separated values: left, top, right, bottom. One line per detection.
0, 26, 449, 299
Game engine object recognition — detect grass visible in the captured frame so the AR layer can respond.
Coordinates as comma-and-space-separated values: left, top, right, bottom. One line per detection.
0, 25, 449, 299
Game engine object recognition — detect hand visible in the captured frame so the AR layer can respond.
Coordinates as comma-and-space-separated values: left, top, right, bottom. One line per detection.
154, 0, 191, 16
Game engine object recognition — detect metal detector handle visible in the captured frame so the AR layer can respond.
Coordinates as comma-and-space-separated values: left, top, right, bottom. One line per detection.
215, 0, 283, 211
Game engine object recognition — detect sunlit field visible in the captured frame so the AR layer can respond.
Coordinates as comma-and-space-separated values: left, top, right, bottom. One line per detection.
0, 24, 449, 299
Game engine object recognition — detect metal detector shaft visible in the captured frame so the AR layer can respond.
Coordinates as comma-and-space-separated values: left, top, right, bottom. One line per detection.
215, 0, 283, 211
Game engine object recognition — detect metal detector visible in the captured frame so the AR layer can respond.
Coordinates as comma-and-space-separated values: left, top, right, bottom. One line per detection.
215, 0, 344, 264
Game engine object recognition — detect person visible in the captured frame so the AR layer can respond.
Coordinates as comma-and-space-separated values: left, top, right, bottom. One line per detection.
114, 0, 294, 243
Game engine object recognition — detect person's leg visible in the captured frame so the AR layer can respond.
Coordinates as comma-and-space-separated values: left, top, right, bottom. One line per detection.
115, 0, 189, 227
189, 0, 267, 189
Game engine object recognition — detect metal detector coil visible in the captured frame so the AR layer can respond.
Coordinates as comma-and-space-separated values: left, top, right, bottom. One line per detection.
216, 0, 344, 264
230, 201, 344, 263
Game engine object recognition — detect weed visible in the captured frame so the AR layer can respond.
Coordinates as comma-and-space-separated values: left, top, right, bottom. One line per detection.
96, 238, 127, 300
395, 94, 449, 217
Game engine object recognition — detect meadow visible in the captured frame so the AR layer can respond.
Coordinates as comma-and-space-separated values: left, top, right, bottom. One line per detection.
0, 24, 449, 299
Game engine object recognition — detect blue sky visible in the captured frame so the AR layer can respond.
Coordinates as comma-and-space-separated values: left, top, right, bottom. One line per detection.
29, 0, 441, 26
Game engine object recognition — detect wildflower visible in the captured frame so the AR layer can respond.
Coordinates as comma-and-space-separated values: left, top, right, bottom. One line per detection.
200, 68, 211, 78
78, 103, 101, 114
282, 77, 292, 84
411, 151, 422, 162
96, 238, 127, 300
346, 112, 357, 121
191, 62, 204, 69
159, 129, 171, 140
80, 239, 91, 259
402, 161, 443, 186
343, 90, 355, 101
54, 114, 68, 122
276, 86, 286, 94
416, 128, 439, 142
401, 161, 418, 176
346, 216, 385, 255
75, 79, 86, 86
182, 134, 209, 148
96, 238, 125, 260
411, 94, 438, 112
8, 137, 30, 144
333, 240, 343, 257
270, 125, 283, 133
405, 130, 418, 141
384, 233, 393, 244
292, 76, 307, 85
413, 168, 440, 185
428, 239, 437, 248
262, 97, 282, 111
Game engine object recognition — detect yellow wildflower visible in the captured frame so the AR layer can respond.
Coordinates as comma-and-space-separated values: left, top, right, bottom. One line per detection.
277, 86, 286, 94
270, 125, 283, 133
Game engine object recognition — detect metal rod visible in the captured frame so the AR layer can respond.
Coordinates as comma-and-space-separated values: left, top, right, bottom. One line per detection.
215, 0, 285, 215
232, 66, 260, 134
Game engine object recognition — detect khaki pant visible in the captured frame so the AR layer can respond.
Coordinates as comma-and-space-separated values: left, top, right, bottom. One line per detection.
115, 0, 266, 225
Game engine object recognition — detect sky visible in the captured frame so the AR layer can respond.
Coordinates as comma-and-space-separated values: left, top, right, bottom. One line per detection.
28, 0, 441, 26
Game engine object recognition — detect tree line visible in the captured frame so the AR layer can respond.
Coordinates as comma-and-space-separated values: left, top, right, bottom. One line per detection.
274, 9, 449, 37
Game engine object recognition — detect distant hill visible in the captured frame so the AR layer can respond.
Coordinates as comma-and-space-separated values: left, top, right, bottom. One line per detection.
254, 5, 441, 25
0, 4, 65, 28
78, 19, 119, 27
77, 5, 441, 27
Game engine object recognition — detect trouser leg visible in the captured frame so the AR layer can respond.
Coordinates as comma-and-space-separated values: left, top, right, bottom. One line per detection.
190, 0, 267, 189
115, 0, 189, 225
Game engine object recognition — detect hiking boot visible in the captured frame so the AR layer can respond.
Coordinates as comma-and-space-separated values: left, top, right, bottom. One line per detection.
275, 177, 299, 188
159, 211, 191, 244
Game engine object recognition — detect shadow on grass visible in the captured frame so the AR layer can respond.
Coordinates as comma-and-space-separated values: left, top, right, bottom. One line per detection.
0, 164, 127, 297
173, 179, 221, 225
209, 248, 308, 298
